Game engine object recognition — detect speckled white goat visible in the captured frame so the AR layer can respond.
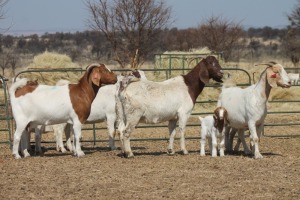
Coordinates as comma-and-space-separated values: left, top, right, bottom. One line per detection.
217, 61, 291, 159
9, 64, 117, 159
198, 107, 228, 157
51, 70, 146, 152
118, 56, 224, 158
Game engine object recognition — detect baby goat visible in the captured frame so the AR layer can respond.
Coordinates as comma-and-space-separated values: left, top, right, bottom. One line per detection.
198, 107, 228, 157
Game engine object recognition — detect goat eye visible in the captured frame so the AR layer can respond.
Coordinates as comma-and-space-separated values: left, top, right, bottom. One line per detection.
270, 73, 277, 78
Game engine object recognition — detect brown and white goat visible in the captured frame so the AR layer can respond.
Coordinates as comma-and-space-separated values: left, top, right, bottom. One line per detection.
117, 56, 224, 158
9, 63, 117, 159
198, 107, 228, 157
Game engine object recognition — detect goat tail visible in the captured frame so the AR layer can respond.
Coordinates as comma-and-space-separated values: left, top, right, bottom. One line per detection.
115, 92, 127, 134
9, 78, 28, 98
198, 116, 204, 123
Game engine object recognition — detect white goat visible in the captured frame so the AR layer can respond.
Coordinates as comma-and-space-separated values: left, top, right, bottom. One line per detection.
51, 70, 146, 152
9, 64, 117, 159
198, 107, 228, 157
118, 56, 224, 158
217, 61, 291, 159
287, 73, 299, 85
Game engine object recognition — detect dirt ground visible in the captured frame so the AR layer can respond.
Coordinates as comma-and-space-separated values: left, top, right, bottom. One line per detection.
0, 124, 299, 200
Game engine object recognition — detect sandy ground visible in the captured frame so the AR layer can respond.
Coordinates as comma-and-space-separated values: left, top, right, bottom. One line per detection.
0, 124, 299, 200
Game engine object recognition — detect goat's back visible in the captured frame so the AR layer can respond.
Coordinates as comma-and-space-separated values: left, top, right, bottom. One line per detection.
11, 84, 73, 124
120, 77, 194, 124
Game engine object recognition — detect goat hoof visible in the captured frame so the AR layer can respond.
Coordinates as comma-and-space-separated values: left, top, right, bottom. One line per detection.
77, 153, 85, 158
75, 150, 85, 157
14, 154, 22, 159
24, 153, 31, 158
254, 153, 263, 159
60, 148, 67, 153
182, 149, 189, 155
110, 146, 117, 151
167, 149, 175, 155
125, 153, 134, 158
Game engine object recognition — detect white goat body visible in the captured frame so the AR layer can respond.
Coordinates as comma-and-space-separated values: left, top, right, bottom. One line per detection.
218, 62, 291, 159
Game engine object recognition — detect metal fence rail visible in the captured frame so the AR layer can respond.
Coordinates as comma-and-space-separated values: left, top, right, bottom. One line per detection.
0, 66, 299, 146
0, 76, 13, 145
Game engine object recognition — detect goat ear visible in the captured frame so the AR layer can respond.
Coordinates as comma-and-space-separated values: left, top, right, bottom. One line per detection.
90, 67, 101, 86
199, 64, 209, 84
266, 67, 278, 88
213, 114, 218, 127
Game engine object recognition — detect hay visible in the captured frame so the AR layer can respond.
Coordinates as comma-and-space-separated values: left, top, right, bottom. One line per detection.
162, 47, 212, 55
21, 51, 82, 85
27, 51, 79, 69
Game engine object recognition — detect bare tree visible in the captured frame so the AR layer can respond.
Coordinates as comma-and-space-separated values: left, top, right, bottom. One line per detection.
0, 51, 10, 75
0, 0, 10, 32
197, 15, 245, 62
283, 0, 300, 67
0, 0, 8, 19
85, 0, 172, 68
288, 0, 300, 29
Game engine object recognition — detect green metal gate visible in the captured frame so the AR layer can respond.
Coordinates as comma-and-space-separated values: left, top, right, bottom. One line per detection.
0, 66, 299, 146
0, 76, 13, 146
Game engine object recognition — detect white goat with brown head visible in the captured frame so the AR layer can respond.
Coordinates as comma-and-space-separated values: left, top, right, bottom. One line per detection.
198, 107, 228, 157
117, 56, 224, 158
217, 61, 291, 159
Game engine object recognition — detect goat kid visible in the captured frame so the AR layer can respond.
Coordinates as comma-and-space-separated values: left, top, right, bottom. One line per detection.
10, 63, 117, 159
199, 107, 228, 157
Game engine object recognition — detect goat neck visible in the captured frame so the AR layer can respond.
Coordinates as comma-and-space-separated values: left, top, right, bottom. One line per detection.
68, 71, 100, 123
182, 65, 205, 104
254, 68, 272, 101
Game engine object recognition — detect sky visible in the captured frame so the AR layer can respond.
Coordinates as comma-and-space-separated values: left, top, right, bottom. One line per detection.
1, 0, 298, 36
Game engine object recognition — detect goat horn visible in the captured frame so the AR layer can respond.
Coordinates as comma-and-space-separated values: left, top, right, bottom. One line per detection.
255, 63, 272, 67
255, 61, 277, 67
188, 56, 205, 67
86, 63, 100, 70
